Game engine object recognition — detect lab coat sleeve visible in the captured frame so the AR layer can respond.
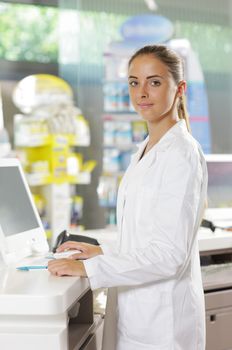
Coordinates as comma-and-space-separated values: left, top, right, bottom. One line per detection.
100, 242, 118, 255
83, 148, 203, 290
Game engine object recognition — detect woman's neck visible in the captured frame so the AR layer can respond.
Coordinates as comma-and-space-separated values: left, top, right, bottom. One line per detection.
147, 117, 179, 147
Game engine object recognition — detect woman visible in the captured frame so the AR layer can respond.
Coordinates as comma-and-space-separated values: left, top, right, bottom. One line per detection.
48, 45, 208, 350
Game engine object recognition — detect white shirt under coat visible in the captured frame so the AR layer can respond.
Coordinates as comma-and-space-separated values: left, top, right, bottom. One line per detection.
84, 119, 208, 350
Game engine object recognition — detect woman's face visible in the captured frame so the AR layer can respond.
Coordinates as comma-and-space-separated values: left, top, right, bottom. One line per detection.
128, 54, 180, 123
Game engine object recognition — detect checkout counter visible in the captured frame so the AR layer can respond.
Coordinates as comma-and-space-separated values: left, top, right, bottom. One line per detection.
1, 156, 232, 350
1, 223, 232, 350
0, 267, 102, 350
0, 262, 103, 350
199, 209, 232, 350
203, 259, 232, 350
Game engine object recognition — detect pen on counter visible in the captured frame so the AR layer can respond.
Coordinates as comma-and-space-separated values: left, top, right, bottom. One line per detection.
16, 266, 48, 271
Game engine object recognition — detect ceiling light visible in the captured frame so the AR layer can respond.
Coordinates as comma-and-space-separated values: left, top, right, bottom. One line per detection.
144, 0, 158, 11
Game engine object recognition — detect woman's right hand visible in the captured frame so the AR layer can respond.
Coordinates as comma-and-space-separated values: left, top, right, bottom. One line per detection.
56, 241, 103, 260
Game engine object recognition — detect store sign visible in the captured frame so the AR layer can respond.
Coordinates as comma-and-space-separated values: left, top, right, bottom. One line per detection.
120, 14, 174, 43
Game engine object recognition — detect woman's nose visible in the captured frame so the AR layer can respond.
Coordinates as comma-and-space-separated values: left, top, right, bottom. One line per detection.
139, 84, 149, 98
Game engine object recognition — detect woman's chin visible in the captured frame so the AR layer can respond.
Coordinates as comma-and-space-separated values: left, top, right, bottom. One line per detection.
138, 112, 156, 122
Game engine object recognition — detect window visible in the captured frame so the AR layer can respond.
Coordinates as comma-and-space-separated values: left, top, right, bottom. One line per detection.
0, 2, 58, 63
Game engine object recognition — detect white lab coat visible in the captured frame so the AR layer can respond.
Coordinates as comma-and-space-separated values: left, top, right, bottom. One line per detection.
84, 120, 208, 350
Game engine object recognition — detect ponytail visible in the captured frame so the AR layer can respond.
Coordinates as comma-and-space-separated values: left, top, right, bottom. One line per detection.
178, 95, 191, 133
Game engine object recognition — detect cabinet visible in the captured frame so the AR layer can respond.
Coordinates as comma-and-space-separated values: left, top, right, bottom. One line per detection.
205, 289, 232, 350
202, 256, 232, 350
0, 266, 103, 350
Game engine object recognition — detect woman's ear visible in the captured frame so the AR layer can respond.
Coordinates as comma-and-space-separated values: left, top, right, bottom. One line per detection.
177, 80, 187, 97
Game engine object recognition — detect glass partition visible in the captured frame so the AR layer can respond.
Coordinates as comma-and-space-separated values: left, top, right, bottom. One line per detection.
58, 0, 232, 227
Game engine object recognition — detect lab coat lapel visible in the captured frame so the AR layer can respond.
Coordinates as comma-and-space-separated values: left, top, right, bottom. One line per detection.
122, 120, 188, 193
120, 137, 154, 191
132, 147, 157, 185
130, 120, 188, 185
120, 137, 149, 186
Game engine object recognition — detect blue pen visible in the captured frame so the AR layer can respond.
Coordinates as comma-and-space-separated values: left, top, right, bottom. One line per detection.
16, 266, 48, 271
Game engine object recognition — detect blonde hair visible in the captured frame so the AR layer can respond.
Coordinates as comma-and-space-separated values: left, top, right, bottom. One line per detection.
128, 45, 191, 132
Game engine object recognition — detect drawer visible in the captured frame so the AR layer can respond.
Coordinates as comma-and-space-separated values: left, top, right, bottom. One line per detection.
206, 307, 232, 350
205, 289, 232, 310
80, 334, 97, 350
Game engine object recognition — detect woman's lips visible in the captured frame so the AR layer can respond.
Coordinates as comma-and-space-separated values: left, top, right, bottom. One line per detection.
137, 103, 154, 109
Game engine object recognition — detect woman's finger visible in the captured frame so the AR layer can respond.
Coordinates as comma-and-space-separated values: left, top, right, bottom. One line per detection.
56, 241, 85, 252
48, 259, 86, 276
68, 252, 86, 260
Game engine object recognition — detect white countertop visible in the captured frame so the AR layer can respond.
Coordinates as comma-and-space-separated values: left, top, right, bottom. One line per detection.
74, 227, 232, 253
1, 227, 231, 317
0, 265, 89, 315
198, 227, 232, 252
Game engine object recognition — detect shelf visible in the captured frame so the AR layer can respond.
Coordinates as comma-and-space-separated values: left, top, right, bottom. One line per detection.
26, 173, 52, 186
99, 201, 117, 208
72, 141, 90, 147
103, 78, 128, 83
70, 172, 91, 185
26, 172, 92, 186
15, 135, 51, 147
103, 113, 140, 122
103, 143, 137, 151
69, 134, 91, 147
102, 170, 124, 177
0, 143, 11, 157
15, 134, 91, 148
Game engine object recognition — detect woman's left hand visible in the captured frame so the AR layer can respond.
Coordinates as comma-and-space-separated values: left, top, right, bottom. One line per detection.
48, 258, 87, 277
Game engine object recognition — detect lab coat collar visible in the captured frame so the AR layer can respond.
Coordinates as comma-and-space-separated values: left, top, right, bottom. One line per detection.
136, 119, 187, 156
131, 119, 187, 170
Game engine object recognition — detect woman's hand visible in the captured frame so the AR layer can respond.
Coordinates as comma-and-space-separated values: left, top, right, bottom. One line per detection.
48, 259, 87, 277
56, 241, 103, 260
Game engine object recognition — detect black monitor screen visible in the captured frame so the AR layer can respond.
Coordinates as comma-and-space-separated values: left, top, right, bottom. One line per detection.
207, 161, 232, 208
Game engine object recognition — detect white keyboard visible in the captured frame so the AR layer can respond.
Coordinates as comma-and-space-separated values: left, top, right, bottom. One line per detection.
16, 250, 82, 270
52, 250, 81, 259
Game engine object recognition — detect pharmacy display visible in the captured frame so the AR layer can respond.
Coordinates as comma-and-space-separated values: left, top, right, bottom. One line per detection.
13, 74, 96, 246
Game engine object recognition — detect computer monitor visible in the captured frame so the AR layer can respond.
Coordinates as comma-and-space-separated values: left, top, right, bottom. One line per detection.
0, 158, 49, 264
205, 154, 232, 224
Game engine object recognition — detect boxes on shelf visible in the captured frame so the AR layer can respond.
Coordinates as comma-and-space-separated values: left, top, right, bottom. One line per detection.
103, 81, 132, 112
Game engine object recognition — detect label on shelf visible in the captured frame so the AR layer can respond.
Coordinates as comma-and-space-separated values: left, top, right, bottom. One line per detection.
26, 173, 52, 186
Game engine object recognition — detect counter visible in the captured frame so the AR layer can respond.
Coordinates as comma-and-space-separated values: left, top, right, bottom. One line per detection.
0, 264, 102, 350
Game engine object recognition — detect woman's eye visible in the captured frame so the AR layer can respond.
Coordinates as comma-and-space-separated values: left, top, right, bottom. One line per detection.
150, 80, 161, 86
129, 81, 138, 87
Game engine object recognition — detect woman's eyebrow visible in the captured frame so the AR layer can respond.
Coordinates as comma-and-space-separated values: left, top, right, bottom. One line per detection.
128, 75, 138, 79
128, 74, 164, 80
146, 75, 164, 79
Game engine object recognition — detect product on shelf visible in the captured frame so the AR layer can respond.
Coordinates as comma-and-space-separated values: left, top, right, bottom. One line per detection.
0, 127, 11, 158
97, 176, 118, 208
70, 195, 84, 228
131, 120, 148, 143
103, 148, 121, 174
103, 81, 131, 112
